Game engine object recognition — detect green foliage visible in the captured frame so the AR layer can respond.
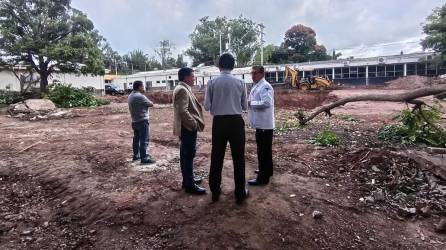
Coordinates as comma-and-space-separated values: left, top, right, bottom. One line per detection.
186, 16, 260, 66
311, 129, 340, 146
422, 4, 446, 53
0, 91, 24, 105
378, 104, 446, 147
280, 24, 331, 63
253, 44, 280, 64
47, 84, 107, 108
0, 0, 105, 92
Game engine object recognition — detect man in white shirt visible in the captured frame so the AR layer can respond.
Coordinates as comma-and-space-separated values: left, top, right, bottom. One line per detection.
247, 65, 275, 185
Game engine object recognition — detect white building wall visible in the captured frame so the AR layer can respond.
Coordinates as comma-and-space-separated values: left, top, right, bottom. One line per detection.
0, 70, 105, 92
0, 71, 20, 91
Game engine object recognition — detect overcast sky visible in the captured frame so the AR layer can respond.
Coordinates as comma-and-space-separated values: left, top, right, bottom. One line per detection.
72, 0, 445, 60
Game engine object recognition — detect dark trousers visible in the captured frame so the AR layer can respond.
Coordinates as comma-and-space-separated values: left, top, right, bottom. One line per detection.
132, 120, 149, 160
209, 115, 246, 198
256, 129, 274, 180
180, 126, 197, 188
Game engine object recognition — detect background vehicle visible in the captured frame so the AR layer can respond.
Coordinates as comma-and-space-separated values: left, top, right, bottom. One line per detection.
284, 66, 332, 90
105, 84, 125, 95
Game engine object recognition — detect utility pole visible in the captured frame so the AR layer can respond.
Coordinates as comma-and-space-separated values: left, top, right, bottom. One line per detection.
258, 24, 265, 65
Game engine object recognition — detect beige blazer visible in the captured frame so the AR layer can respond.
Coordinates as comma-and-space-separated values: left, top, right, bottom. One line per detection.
173, 82, 205, 136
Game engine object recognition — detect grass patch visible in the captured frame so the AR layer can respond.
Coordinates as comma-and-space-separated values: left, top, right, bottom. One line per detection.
311, 129, 340, 146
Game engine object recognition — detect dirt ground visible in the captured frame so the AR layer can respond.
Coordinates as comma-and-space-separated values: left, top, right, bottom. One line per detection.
1, 87, 445, 249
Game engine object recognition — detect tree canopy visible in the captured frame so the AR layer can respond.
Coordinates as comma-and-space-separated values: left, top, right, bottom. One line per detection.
0, 0, 105, 93
422, 4, 446, 54
186, 16, 260, 67
271, 24, 331, 63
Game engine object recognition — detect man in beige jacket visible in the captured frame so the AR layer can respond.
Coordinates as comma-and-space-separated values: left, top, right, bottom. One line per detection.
173, 67, 206, 195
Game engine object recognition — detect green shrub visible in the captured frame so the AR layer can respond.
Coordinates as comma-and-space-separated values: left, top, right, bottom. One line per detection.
47, 84, 106, 108
378, 104, 446, 147
311, 129, 340, 146
0, 91, 24, 104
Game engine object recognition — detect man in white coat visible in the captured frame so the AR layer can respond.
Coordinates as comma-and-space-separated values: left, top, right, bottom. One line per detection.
248, 65, 275, 185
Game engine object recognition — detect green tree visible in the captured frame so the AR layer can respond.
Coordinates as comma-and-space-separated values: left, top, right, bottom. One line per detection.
123, 49, 149, 73
422, 4, 446, 53
101, 42, 123, 74
281, 24, 330, 62
186, 16, 260, 66
253, 44, 282, 64
0, 0, 104, 93
227, 16, 260, 66
175, 54, 187, 68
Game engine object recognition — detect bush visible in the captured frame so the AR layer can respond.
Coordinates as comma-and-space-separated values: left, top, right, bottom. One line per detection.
378, 104, 446, 147
0, 90, 24, 104
47, 84, 107, 108
311, 129, 340, 146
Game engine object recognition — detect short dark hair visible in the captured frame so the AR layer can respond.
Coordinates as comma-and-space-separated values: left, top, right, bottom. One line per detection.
133, 80, 143, 91
178, 67, 193, 82
252, 65, 265, 75
218, 53, 235, 70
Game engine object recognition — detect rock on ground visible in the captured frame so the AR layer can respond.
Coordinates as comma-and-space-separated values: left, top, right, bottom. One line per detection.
24, 99, 56, 111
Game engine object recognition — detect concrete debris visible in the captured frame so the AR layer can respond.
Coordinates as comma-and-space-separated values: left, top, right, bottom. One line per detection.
312, 210, 323, 219
7, 99, 72, 120
372, 189, 385, 202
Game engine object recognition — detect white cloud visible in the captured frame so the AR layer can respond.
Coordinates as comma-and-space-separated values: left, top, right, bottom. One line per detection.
72, 0, 444, 59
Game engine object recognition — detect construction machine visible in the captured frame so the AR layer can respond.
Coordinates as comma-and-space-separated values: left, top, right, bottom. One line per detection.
284, 66, 332, 90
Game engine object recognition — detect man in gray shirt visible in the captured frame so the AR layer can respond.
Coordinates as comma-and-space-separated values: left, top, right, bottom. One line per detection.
128, 81, 156, 165
204, 53, 249, 205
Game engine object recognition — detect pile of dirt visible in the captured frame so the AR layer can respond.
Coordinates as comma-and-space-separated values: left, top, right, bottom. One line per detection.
384, 75, 441, 89
313, 148, 446, 218
274, 90, 336, 109
100, 91, 206, 104
101, 90, 334, 110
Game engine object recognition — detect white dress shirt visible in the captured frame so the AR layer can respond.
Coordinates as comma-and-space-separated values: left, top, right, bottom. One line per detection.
248, 78, 275, 129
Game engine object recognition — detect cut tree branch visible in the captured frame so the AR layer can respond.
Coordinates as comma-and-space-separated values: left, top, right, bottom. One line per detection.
296, 85, 446, 125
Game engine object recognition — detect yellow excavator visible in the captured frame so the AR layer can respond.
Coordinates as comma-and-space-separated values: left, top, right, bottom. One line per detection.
284, 66, 332, 90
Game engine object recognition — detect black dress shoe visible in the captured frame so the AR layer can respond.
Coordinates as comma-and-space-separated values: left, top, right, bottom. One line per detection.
248, 178, 269, 186
132, 156, 141, 161
182, 177, 203, 189
141, 158, 156, 165
193, 177, 202, 185
185, 185, 206, 195
212, 192, 220, 202
235, 189, 249, 205
254, 169, 273, 177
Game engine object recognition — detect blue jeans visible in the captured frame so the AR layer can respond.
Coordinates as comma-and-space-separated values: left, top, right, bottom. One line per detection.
180, 126, 197, 189
132, 120, 149, 161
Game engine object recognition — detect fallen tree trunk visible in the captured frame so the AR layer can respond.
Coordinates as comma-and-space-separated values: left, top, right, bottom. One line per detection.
296, 85, 446, 125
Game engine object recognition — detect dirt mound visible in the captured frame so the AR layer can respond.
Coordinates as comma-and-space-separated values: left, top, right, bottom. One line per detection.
384, 75, 443, 89
274, 90, 336, 109
313, 148, 446, 217
102, 90, 333, 110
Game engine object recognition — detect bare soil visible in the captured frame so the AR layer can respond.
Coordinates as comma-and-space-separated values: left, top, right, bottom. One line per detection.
1, 87, 445, 249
